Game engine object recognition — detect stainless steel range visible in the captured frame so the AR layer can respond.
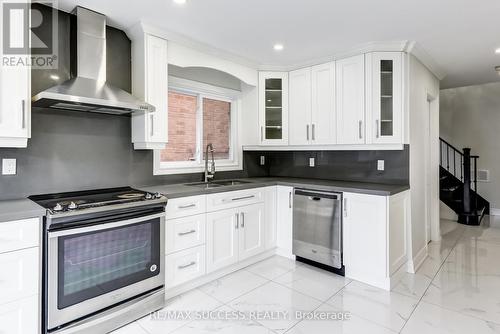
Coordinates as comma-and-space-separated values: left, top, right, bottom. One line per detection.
29, 187, 167, 334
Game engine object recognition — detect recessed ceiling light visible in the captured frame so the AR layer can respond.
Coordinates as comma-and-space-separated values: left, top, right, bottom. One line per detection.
496, 66, 500, 74
173, 0, 187, 4
496, 48, 500, 54
273, 43, 284, 51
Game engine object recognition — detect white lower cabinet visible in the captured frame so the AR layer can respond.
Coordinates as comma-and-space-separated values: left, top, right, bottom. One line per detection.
0, 248, 39, 305
165, 214, 206, 255
206, 203, 265, 273
166, 245, 206, 288
206, 208, 240, 273
0, 295, 38, 334
276, 186, 293, 257
343, 191, 408, 290
264, 186, 277, 249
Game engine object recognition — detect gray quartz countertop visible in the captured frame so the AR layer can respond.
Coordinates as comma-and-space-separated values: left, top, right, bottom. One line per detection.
140, 177, 409, 199
0, 199, 45, 223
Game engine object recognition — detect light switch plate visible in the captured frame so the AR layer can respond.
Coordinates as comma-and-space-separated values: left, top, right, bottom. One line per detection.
377, 160, 385, 171
309, 157, 315, 167
260, 156, 265, 165
2, 159, 17, 175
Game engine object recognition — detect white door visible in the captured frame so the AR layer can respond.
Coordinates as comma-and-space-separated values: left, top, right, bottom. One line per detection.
311, 62, 336, 145
206, 208, 239, 273
258, 72, 289, 145
368, 52, 403, 144
343, 192, 387, 283
264, 186, 278, 249
145, 34, 168, 144
276, 186, 293, 257
238, 203, 266, 261
288, 67, 312, 145
336, 55, 366, 144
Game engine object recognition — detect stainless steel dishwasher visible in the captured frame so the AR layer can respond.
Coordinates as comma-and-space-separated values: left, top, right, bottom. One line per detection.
293, 188, 343, 270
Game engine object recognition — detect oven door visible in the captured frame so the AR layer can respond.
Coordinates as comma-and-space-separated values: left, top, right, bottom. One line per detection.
47, 212, 165, 330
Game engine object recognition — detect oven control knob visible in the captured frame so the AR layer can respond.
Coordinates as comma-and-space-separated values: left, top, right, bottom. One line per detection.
145, 193, 153, 200
53, 203, 63, 212
154, 192, 162, 199
68, 201, 78, 210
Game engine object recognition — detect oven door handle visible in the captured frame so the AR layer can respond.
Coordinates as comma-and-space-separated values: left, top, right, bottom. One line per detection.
48, 212, 165, 238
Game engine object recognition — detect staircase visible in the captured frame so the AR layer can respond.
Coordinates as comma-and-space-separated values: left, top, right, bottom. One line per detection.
440, 138, 489, 225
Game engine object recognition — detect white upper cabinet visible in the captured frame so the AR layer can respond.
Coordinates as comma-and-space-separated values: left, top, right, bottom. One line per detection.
0, 10, 31, 148
366, 52, 403, 144
288, 68, 311, 145
311, 62, 336, 145
130, 29, 168, 150
336, 55, 366, 145
258, 72, 289, 145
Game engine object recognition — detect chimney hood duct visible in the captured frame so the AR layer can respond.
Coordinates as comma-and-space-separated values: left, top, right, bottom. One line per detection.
32, 7, 155, 115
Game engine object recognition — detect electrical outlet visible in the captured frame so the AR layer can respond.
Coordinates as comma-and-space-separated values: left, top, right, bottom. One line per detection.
377, 160, 385, 171
309, 157, 315, 167
2, 159, 17, 175
260, 156, 265, 165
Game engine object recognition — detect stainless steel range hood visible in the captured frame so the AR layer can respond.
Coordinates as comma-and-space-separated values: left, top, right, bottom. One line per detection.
32, 7, 155, 115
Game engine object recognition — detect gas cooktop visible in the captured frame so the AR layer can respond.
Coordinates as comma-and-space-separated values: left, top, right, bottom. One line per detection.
29, 186, 166, 215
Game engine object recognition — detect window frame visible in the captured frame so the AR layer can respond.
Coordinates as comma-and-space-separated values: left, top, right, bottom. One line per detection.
153, 77, 242, 175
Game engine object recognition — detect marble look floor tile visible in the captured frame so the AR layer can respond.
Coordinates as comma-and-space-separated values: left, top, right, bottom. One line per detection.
198, 269, 268, 304
441, 239, 500, 276
245, 255, 301, 280
462, 222, 500, 245
110, 321, 149, 334
287, 303, 397, 334
326, 281, 418, 332
171, 305, 274, 334
391, 272, 433, 299
416, 242, 452, 279
272, 264, 350, 301
423, 269, 500, 324
137, 288, 222, 334
229, 281, 322, 333
401, 301, 500, 334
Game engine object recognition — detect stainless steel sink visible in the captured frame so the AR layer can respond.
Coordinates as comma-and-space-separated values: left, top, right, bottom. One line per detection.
212, 180, 252, 186
187, 182, 223, 189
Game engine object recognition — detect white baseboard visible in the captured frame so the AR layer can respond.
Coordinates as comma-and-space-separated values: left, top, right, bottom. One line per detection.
406, 245, 427, 274
489, 208, 500, 216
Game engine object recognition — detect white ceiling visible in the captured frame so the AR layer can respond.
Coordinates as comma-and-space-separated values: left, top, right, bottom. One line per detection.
55, 0, 500, 89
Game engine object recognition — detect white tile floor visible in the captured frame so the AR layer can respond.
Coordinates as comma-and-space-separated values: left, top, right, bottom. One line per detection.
113, 216, 500, 334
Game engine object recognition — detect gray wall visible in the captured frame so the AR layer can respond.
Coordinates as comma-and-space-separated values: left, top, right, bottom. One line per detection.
440, 81, 500, 209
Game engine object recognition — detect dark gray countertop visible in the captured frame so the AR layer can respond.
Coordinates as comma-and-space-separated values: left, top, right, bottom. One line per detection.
0, 199, 45, 223
140, 177, 409, 199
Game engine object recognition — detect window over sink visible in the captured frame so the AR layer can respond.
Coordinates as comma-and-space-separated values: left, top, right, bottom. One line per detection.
153, 77, 242, 175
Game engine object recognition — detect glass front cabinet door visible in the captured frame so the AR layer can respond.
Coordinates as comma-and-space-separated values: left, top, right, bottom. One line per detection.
258, 72, 289, 145
367, 52, 403, 144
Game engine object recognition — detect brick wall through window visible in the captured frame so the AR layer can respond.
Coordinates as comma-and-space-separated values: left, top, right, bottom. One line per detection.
203, 97, 231, 160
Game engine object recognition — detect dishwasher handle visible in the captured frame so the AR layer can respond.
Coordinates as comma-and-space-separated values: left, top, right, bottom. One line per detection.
294, 189, 340, 200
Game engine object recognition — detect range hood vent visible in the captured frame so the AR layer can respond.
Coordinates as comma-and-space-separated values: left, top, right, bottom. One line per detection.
32, 7, 154, 115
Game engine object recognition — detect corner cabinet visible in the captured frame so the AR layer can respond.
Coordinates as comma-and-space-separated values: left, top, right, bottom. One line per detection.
366, 52, 403, 144
129, 28, 168, 150
258, 72, 289, 145
0, 11, 31, 148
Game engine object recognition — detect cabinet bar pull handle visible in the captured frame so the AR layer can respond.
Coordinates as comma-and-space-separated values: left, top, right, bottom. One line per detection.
178, 229, 196, 236
178, 261, 196, 269
312, 124, 315, 140
231, 195, 255, 201
358, 120, 363, 139
150, 114, 154, 137
306, 124, 309, 141
21, 100, 26, 129
260, 126, 264, 142
178, 203, 196, 209
235, 213, 239, 229
240, 212, 245, 228
343, 198, 348, 217
376, 120, 379, 138
289, 192, 292, 208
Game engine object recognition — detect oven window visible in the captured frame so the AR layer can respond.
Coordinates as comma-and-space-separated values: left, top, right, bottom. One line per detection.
58, 219, 161, 309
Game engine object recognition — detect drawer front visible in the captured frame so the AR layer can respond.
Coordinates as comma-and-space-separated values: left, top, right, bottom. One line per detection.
206, 188, 264, 212
0, 218, 39, 254
166, 214, 206, 255
0, 248, 39, 306
165, 245, 206, 288
166, 195, 206, 219
0, 295, 39, 334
